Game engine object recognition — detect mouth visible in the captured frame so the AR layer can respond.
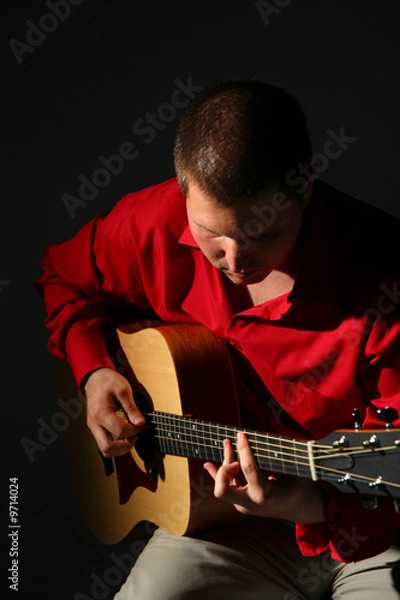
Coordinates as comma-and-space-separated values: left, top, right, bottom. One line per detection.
230, 270, 256, 278
224, 269, 265, 282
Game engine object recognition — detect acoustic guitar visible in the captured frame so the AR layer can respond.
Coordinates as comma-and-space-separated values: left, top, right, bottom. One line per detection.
58, 322, 400, 545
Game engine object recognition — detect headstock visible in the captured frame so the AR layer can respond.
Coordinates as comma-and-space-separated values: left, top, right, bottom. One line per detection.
315, 426, 400, 510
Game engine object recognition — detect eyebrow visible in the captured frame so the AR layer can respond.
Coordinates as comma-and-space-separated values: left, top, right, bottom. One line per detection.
193, 219, 279, 239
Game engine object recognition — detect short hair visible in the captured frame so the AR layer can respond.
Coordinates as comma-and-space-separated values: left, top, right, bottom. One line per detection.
173, 79, 312, 204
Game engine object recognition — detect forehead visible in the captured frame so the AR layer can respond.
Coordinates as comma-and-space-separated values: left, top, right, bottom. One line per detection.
186, 182, 294, 233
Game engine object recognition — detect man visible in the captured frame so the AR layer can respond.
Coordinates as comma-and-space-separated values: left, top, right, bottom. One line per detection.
35, 80, 400, 599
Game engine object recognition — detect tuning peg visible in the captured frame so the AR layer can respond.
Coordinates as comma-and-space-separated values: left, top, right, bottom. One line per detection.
352, 408, 362, 431
363, 434, 380, 449
337, 473, 353, 485
333, 435, 348, 449
368, 476, 383, 489
377, 407, 398, 430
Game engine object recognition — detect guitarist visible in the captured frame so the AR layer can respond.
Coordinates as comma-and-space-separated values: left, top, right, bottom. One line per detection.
36, 80, 400, 599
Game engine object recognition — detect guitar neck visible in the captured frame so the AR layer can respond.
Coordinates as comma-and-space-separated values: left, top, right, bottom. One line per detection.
146, 411, 313, 479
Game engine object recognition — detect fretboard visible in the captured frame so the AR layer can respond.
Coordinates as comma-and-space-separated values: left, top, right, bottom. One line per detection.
145, 411, 313, 479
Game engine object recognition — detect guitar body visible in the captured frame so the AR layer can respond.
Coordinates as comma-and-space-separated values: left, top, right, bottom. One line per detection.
58, 321, 400, 545
58, 323, 241, 544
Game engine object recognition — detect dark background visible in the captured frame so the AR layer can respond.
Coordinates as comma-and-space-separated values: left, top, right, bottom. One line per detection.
2, 1, 400, 598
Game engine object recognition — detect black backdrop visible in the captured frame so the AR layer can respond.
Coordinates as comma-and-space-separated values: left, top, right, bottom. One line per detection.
2, 1, 400, 598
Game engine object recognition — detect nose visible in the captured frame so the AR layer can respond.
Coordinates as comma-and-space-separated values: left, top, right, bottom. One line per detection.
220, 237, 252, 273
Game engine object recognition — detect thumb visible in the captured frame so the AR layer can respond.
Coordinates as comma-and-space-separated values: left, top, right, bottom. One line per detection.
115, 387, 146, 427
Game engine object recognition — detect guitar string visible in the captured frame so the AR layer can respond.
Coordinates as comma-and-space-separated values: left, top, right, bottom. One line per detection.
145, 414, 399, 462
146, 413, 312, 450
145, 420, 312, 464
147, 411, 400, 453
140, 429, 400, 488
314, 446, 399, 461
150, 425, 399, 464
144, 425, 309, 460
143, 417, 312, 470
145, 423, 399, 468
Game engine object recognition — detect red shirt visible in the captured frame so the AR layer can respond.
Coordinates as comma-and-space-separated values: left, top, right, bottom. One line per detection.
35, 177, 400, 562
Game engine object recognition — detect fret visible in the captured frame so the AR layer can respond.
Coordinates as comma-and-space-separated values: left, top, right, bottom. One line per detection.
227, 424, 237, 460
164, 413, 173, 455
253, 433, 259, 470
260, 433, 273, 472
293, 438, 299, 477
197, 418, 207, 461
152, 413, 160, 451
265, 433, 284, 473
209, 422, 222, 462
176, 413, 185, 457
146, 412, 313, 481
191, 420, 200, 459
156, 413, 166, 454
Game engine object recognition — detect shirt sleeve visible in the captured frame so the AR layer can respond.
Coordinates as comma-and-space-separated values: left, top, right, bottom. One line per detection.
296, 482, 400, 562
297, 295, 400, 562
34, 195, 153, 387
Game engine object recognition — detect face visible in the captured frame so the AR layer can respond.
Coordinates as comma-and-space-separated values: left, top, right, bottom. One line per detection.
186, 182, 309, 285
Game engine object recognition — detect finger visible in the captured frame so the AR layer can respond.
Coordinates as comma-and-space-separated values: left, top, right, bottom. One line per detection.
213, 461, 242, 498
115, 388, 146, 427
203, 438, 238, 480
99, 408, 139, 440
222, 438, 236, 464
203, 462, 218, 479
204, 438, 239, 482
204, 460, 240, 480
87, 394, 142, 442
91, 424, 135, 457
236, 432, 261, 485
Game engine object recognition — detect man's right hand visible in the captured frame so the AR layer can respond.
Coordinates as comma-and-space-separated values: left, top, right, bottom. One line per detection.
84, 367, 146, 457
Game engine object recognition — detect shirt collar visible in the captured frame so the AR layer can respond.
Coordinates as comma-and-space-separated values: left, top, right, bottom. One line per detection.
176, 184, 341, 309
178, 225, 199, 248
177, 181, 395, 315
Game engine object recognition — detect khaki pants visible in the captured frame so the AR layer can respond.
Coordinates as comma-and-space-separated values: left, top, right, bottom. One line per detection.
114, 518, 400, 599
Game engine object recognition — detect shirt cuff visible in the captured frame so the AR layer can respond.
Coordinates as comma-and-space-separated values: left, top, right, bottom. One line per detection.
296, 481, 397, 563
65, 330, 116, 388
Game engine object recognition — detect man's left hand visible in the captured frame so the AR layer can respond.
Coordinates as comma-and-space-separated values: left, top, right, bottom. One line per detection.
203, 432, 326, 524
